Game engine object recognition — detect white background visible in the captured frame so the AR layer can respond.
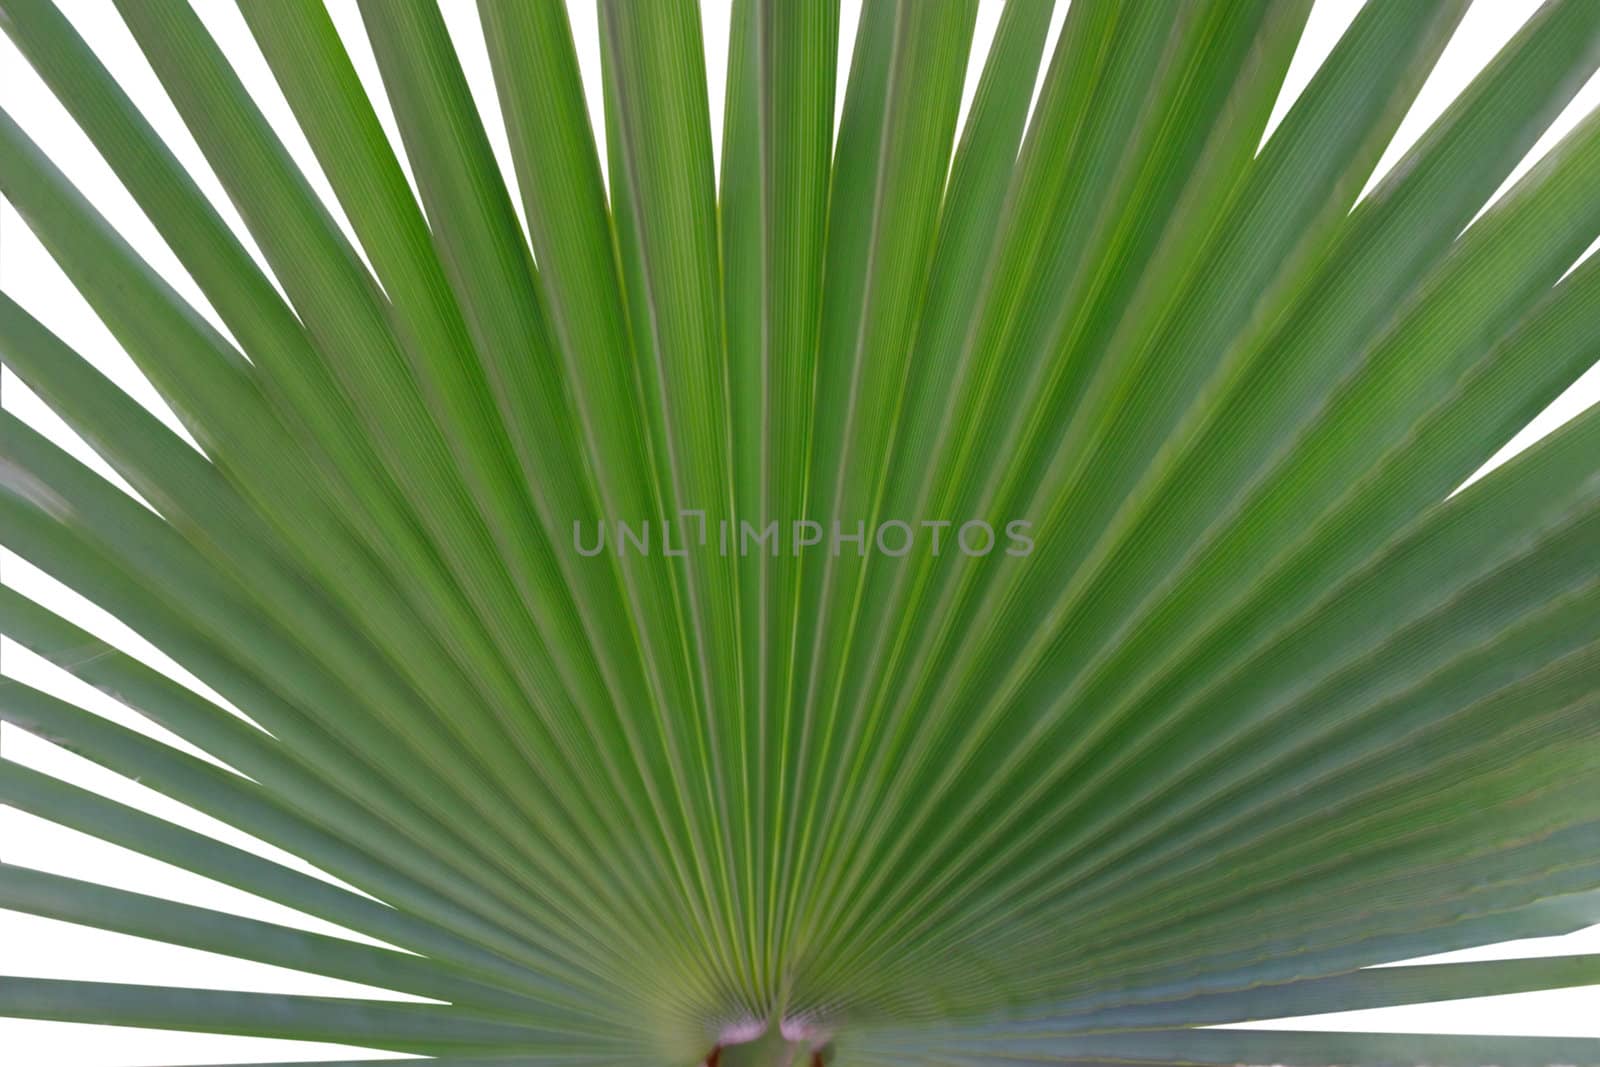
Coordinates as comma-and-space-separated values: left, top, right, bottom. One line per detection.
3, 0, 1600, 1063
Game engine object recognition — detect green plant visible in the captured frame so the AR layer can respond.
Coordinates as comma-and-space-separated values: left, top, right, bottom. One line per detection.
2, 0, 1599, 1063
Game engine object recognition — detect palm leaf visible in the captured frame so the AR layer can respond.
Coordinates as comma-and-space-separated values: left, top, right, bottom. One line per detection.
2, 0, 1598, 1064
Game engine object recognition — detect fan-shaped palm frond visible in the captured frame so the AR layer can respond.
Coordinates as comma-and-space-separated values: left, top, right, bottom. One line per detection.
2, 0, 1600, 1064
